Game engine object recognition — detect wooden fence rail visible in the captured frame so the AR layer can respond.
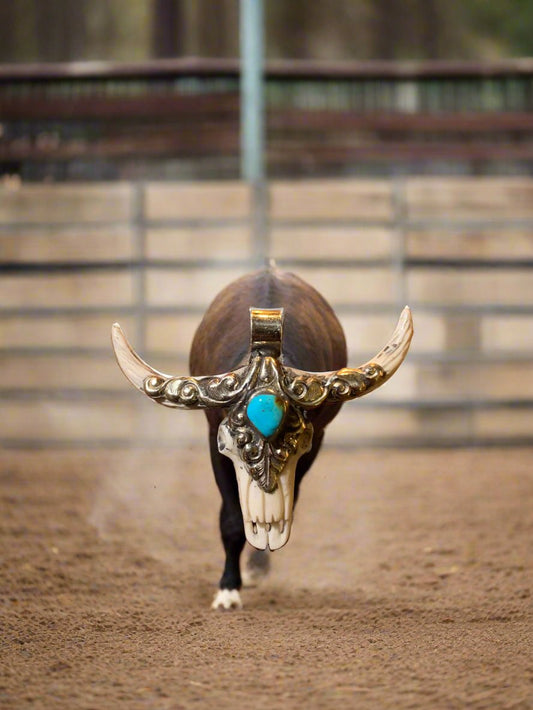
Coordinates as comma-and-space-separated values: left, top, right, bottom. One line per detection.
1, 177, 532, 448
1, 58, 532, 180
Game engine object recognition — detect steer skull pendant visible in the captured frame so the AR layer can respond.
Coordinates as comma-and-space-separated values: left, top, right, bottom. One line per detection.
217, 309, 312, 549
111, 303, 413, 551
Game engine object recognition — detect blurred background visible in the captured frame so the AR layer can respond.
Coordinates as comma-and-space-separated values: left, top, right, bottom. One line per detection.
0, 0, 532, 448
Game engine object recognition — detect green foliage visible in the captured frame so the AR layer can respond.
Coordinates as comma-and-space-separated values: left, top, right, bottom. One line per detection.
464, 0, 533, 56
0, 0, 530, 64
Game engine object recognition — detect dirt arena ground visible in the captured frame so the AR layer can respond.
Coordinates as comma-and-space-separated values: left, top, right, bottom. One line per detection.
1, 447, 531, 709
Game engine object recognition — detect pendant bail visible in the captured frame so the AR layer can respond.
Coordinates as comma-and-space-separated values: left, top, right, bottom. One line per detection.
250, 308, 284, 357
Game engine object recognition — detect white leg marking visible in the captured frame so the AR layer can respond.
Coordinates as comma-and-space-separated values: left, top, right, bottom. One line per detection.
211, 588, 243, 611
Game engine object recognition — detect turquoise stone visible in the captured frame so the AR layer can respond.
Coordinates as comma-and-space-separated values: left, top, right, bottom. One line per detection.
246, 393, 286, 438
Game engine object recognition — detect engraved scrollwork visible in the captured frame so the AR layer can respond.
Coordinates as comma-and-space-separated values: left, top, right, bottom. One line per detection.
225, 396, 311, 493
171, 379, 200, 404
143, 376, 201, 405
282, 374, 329, 407
326, 373, 366, 400
207, 372, 242, 401
282, 362, 386, 406
227, 404, 272, 490
113, 306, 412, 411
289, 379, 308, 399
329, 377, 352, 398
324, 363, 386, 401
144, 375, 166, 397
142, 367, 250, 409
363, 364, 382, 379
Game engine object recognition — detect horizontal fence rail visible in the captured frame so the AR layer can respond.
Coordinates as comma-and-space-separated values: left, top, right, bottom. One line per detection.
1, 177, 532, 448
0, 58, 532, 180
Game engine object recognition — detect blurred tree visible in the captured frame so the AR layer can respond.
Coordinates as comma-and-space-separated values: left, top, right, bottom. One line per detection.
369, 0, 468, 60
465, 0, 533, 56
268, 2, 309, 59
372, 0, 399, 60
35, 0, 87, 62
267, 1, 372, 60
0, 0, 531, 64
189, 0, 238, 57
420, 0, 441, 58
152, 0, 183, 57
0, 2, 16, 60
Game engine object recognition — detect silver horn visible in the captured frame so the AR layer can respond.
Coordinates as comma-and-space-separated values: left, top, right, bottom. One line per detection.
281, 306, 414, 407
112, 308, 412, 553
112, 305, 413, 410
111, 323, 254, 409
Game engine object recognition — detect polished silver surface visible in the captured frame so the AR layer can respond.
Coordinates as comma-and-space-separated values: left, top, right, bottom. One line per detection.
112, 306, 413, 410
112, 305, 413, 495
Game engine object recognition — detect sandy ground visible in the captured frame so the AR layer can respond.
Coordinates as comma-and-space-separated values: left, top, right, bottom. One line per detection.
1, 447, 532, 709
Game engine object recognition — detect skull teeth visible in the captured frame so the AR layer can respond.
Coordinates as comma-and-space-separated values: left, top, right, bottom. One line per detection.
247, 478, 285, 525
244, 520, 290, 551
218, 418, 309, 552
240, 456, 295, 549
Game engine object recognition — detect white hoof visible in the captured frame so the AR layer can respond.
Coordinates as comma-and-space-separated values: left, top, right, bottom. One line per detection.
211, 588, 243, 610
